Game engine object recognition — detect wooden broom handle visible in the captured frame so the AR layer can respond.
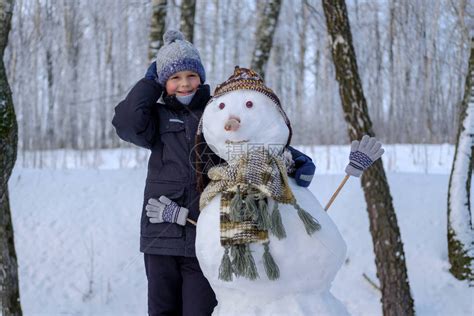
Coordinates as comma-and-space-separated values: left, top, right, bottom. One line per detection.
187, 218, 197, 226
324, 174, 350, 211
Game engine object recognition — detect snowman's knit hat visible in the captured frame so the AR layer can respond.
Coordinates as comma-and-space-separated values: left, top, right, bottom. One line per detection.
211, 66, 293, 146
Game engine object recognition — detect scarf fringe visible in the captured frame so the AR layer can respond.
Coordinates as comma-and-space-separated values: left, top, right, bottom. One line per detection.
270, 202, 287, 239
224, 244, 259, 280
218, 246, 233, 281
263, 242, 280, 280
256, 197, 272, 230
244, 194, 258, 220
231, 244, 246, 276
294, 202, 321, 235
230, 186, 243, 221
220, 243, 280, 281
244, 244, 259, 280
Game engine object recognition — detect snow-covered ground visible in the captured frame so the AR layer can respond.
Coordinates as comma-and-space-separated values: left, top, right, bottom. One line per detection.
8, 144, 473, 315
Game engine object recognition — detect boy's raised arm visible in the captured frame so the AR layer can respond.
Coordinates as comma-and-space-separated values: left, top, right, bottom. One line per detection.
112, 77, 162, 149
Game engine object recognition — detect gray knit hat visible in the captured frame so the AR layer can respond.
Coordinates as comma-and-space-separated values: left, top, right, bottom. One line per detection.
155, 30, 206, 86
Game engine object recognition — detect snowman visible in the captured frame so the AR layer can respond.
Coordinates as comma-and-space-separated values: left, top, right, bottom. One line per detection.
195, 67, 349, 316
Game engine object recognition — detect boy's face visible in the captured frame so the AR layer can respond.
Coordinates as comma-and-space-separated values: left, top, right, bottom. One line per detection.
165, 70, 201, 96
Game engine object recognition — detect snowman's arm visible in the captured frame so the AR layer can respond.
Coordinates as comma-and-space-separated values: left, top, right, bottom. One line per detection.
287, 146, 316, 187
112, 78, 162, 149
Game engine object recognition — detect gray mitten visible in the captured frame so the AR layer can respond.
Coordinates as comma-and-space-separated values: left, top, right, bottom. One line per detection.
146, 196, 189, 226
345, 135, 384, 177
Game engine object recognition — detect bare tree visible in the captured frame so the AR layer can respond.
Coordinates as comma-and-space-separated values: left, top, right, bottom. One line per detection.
321, 1, 415, 315
44, 0, 55, 150
180, 0, 195, 42
250, 0, 282, 79
63, 0, 82, 149
295, 1, 309, 141
148, 0, 167, 62
448, 35, 473, 283
0, 0, 22, 314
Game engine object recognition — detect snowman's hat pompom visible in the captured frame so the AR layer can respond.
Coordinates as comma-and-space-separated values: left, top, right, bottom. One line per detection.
163, 30, 185, 44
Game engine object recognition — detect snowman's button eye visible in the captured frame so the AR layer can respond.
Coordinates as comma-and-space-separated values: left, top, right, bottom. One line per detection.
246, 101, 253, 108
219, 102, 225, 109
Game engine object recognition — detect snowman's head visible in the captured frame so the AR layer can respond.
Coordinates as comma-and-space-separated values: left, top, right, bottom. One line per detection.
198, 67, 292, 163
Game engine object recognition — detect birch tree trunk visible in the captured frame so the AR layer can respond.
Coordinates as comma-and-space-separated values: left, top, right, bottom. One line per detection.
63, 1, 81, 149
250, 0, 282, 80
295, 1, 308, 141
180, 0, 196, 42
447, 35, 474, 283
148, 0, 167, 62
0, 0, 22, 314
321, 1, 415, 315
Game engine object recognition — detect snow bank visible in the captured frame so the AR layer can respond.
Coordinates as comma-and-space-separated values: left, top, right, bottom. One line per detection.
7, 145, 472, 315
15, 144, 454, 174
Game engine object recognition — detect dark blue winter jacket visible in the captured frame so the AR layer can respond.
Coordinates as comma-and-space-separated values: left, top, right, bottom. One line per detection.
112, 78, 314, 257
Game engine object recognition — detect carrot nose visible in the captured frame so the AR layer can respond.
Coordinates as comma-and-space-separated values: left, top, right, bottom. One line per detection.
224, 115, 241, 131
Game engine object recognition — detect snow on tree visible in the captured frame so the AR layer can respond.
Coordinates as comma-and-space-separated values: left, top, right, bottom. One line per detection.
448, 34, 474, 283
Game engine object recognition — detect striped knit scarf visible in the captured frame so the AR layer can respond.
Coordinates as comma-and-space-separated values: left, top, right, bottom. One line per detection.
199, 148, 321, 281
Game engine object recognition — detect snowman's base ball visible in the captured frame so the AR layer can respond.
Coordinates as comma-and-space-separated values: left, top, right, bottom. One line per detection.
211, 288, 349, 316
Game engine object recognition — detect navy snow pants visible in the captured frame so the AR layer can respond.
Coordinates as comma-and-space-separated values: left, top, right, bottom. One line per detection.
144, 254, 218, 316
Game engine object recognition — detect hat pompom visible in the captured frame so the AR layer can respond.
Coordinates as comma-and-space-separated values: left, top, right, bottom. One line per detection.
163, 30, 185, 44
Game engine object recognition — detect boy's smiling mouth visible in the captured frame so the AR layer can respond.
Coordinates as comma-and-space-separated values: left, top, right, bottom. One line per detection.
177, 90, 194, 96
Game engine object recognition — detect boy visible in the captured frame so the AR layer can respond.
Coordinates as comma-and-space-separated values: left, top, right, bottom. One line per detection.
112, 30, 315, 316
